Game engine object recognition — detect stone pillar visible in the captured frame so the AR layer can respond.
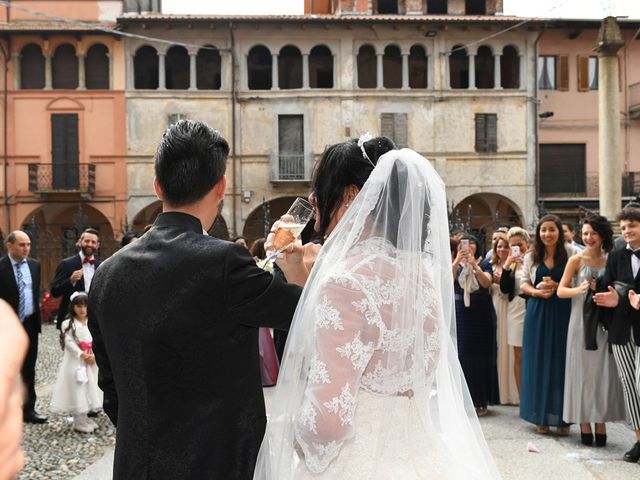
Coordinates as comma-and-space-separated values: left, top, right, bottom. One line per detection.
127, 53, 135, 89
596, 17, 625, 219
302, 53, 309, 89
44, 53, 52, 89
12, 53, 20, 89
401, 52, 409, 89
518, 54, 524, 89
189, 52, 197, 90
353, 53, 358, 88
271, 53, 278, 90
107, 53, 112, 89
493, 53, 502, 89
444, 53, 450, 89
333, 54, 337, 88
376, 52, 383, 89
468, 53, 476, 89
158, 52, 166, 90
77, 53, 86, 90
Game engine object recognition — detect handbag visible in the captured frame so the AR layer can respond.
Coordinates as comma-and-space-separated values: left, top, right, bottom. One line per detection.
75, 366, 89, 384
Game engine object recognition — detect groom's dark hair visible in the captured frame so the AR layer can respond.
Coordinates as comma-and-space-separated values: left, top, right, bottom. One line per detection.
155, 120, 229, 207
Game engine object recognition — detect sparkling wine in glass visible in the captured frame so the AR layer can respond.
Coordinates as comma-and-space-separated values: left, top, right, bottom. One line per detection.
261, 197, 314, 268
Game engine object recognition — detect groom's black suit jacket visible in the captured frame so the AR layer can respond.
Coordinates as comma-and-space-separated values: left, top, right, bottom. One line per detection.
88, 212, 303, 480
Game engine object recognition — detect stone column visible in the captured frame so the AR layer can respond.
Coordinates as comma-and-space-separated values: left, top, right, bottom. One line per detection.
518, 54, 524, 89
302, 53, 309, 89
401, 52, 409, 89
12, 53, 20, 89
158, 52, 166, 90
77, 53, 86, 90
127, 53, 135, 89
468, 53, 476, 89
444, 53, 450, 89
271, 53, 279, 90
376, 52, 383, 89
493, 53, 502, 89
596, 17, 625, 219
333, 54, 337, 89
44, 53, 52, 90
107, 53, 112, 89
353, 53, 358, 88
189, 52, 197, 91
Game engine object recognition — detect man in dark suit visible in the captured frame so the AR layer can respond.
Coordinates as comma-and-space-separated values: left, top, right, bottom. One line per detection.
594, 207, 640, 464
0, 230, 47, 424
88, 120, 305, 480
51, 228, 101, 328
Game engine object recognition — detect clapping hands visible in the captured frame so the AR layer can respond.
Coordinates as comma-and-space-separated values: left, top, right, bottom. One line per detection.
629, 290, 640, 310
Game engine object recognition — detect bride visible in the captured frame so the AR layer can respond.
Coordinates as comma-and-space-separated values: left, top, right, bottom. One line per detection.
254, 136, 500, 479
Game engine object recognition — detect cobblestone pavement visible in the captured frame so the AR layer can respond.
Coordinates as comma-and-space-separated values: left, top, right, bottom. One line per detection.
19, 323, 115, 480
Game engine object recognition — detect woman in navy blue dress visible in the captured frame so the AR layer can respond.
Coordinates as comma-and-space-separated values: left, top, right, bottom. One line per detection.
519, 215, 572, 435
452, 234, 498, 417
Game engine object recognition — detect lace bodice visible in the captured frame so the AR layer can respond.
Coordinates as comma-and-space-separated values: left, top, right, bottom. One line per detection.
294, 237, 442, 473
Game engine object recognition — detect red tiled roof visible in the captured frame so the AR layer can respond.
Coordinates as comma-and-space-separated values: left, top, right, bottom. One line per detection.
0, 22, 117, 32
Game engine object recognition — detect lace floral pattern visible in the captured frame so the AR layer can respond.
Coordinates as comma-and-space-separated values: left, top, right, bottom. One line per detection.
294, 237, 442, 474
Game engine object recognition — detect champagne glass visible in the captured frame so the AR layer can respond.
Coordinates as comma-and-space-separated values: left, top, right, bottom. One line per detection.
260, 197, 314, 268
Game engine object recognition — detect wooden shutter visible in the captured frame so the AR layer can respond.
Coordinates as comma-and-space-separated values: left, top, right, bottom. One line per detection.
557, 55, 569, 91
475, 113, 487, 152
51, 114, 79, 189
486, 114, 497, 152
381, 113, 395, 139
394, 113, 408, 148
577, 55, 589, 92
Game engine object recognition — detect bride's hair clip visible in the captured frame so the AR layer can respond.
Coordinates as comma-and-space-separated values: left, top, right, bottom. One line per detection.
357, 132, 376, 168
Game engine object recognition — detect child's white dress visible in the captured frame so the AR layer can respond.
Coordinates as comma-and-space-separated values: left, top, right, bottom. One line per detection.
50, 318, 103, 414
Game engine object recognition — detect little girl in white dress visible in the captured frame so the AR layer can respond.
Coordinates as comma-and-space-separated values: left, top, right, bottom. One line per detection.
50, 292, 103, 433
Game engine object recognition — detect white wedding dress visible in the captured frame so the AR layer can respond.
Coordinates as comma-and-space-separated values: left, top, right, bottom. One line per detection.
254, 149, 500, 479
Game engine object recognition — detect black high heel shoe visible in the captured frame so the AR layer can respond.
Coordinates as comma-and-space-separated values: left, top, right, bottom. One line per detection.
581, 432, 593, 446
595, 433, 607, 447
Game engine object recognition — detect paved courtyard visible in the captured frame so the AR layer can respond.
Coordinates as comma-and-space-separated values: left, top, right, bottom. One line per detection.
20, 324, 640, 479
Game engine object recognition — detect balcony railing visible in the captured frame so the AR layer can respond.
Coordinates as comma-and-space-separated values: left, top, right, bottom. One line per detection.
270, 152, 314, 182
539, 172, 639, 198
28, 163, 96, 195
630, 82, 640, 119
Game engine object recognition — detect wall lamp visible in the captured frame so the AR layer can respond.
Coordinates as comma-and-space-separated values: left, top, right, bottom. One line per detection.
424, 30, 438, 38
242, 190, 253, 203
538, 111, 554, 119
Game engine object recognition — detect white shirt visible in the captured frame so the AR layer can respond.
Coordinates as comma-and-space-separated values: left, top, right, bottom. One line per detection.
626, 244, 640, 278
79, 251, 96, 292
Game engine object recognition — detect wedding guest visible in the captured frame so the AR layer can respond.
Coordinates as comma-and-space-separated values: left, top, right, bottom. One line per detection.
51, 228, 101, 329
519, 215, 572, 435
452, 235, 497, 416
233, 236, 249, 250
0, 231, 47, 424
491, 233, 519, 405
563, 222, 584, 251
250, 238, 266, 262
594, 207, 640, 462
0, 300, 28, 480
485, 227, 509, 262
499, 227, 530, 394
557, 215, 626, 446
120, 231, 141, 248
50, 292, 103, 433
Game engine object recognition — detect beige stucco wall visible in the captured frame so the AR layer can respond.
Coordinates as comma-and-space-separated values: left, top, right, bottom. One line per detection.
123, 22, 538, 236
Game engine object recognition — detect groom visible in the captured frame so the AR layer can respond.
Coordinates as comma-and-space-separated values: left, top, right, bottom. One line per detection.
88, 120, 305, 480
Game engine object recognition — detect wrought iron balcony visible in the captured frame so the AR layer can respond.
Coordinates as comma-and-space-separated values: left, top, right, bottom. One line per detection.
270, 153, 314, 182
539, 172, 639, 198
28, 163, 96, 196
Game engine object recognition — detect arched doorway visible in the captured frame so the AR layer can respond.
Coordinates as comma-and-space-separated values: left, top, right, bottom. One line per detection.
243, 196, 316, 246
452, 193, 522, 250
208, 215, 229, 240
20, 203, 118, 287
132, 200, 162, 232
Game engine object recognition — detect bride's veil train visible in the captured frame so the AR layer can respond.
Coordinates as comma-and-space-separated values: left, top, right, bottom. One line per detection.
253, 148, 501, 479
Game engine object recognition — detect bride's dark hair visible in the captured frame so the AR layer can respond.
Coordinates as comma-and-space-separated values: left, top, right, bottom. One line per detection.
311, 136, 396, 239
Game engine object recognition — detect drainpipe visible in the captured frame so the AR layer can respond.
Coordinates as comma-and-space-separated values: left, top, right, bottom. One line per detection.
533, 28, 544, 224
229, 22, 238, 237
1, 35, 9, 235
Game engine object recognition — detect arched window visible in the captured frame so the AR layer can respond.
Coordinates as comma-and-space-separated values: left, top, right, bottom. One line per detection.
383, 45, 402, 89
197, 45, 221, 90
85, 44, 109, 89
134, 46, 159, 89
449, 45, 468, 89
309, 45, 333, 89
377, 0, 399, 14
357, 44, 376, 89
465, 0, 485, 14
20, 44, 45, 89
475, 45, 494, 89
247, 45, 272, 90
409, 44, 428, 89
501, 45, 520, 89
165, 46, 189, 90
52, 44, 78, 89
278, 45, 302, 89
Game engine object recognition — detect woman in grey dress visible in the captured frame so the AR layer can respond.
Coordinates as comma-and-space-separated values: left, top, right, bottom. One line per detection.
557, 215, 626, 446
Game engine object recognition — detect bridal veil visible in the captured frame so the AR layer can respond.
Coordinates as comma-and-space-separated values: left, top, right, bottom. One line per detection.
253, 148, 500, 479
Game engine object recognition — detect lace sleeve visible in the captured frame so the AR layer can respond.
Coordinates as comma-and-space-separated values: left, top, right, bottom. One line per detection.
294, 275, 375, 474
